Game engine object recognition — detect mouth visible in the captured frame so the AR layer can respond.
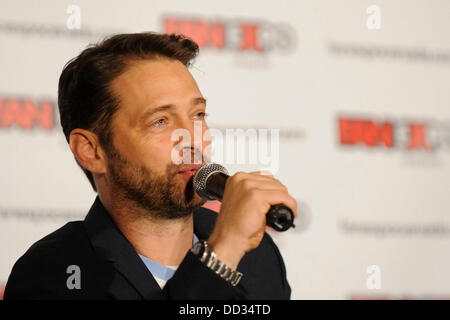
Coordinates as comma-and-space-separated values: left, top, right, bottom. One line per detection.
177, 164, 203, 177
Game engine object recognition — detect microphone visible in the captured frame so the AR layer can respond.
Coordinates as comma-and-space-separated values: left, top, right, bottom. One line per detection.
193, 163, 295, 232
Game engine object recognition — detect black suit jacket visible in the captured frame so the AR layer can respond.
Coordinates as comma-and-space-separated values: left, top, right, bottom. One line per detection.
4, 196, 291, 300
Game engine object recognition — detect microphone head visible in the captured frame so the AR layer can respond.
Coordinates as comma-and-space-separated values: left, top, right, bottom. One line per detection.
193, 162, 229, 200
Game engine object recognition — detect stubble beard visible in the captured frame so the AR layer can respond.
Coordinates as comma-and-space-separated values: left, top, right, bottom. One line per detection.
106, 144, 206, 221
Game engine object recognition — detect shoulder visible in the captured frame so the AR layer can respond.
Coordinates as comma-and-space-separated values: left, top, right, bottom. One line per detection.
4, 221, 103, 299
19, 221, 89, 262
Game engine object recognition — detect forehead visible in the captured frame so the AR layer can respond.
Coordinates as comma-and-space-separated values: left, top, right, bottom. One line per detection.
110, 58, 202, 120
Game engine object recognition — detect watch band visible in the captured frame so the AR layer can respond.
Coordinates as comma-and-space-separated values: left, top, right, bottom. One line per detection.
193, 240, 243, 287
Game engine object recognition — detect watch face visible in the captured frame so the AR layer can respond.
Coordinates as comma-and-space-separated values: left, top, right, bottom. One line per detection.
192, 241, 204, 256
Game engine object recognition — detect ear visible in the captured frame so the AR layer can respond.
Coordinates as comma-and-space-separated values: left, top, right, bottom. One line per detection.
69, 129, 107, 175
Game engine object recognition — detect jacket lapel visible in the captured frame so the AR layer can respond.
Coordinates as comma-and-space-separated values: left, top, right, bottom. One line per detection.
83, 197, 161, 299
83, 196, 220, 299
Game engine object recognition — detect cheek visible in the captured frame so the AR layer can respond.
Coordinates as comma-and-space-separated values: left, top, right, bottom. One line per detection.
132, 134, 175, 172
158, 134, 174, 147
154, 134, 178, 163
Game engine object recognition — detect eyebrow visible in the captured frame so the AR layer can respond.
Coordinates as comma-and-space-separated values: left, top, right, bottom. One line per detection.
140, 97, 207, 120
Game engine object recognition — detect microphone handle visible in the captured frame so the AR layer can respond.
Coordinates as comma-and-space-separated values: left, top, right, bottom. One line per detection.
206, 172, 295, 232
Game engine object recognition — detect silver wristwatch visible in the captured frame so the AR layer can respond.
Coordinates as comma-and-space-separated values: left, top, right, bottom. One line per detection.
191, 240, 243, 287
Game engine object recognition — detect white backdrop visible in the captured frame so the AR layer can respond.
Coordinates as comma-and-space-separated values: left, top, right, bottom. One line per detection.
1, 0, 449, 299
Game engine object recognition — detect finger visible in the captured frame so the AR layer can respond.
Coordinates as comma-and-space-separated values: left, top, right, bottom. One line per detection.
247, 172, 283, 185
232, 172, 289, 193
233, 171, 274, 181
241, 178, 288, 192
260, 190, 298, 217
249, 170, 274, 178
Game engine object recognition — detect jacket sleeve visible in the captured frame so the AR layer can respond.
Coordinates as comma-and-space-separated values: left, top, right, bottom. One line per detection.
155, 232, 291, 300
153, 251, 248, 300
265, 233, 291, 299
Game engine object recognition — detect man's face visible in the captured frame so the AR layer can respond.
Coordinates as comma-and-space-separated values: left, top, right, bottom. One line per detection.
105, 57, 209, 220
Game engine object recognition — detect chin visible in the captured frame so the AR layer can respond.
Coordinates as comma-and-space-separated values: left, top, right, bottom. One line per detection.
172, 177, 205, 207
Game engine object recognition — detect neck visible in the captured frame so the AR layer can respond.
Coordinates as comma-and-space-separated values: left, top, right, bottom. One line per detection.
98, 192, 194, 266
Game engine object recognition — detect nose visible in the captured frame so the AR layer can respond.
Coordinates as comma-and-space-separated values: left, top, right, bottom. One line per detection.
174, 117, 205, 164
181, 145, 202, 163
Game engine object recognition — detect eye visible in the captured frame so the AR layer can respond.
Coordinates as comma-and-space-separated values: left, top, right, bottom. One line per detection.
152, 118, 166, 127
194, 112, 208, 120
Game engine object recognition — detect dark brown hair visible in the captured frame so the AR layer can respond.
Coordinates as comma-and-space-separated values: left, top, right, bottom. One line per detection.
58, 32, 199, 191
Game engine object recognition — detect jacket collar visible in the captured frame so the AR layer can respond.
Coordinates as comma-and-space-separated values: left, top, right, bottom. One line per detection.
83, 196, 217, 299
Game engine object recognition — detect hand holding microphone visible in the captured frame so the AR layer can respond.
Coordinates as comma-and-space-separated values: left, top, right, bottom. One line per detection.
193, 163, 297, 270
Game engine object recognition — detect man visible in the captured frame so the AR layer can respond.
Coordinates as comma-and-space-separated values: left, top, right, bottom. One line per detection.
5, 32, 297, 300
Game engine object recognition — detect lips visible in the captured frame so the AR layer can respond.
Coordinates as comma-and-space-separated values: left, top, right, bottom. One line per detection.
178, 164, 202, 174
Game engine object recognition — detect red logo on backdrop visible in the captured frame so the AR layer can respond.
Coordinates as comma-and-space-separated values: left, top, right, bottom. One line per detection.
338, 116, 450, 152
0, 96, 55, 131
339, 118, 394, 148
162, 16, 297, 53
